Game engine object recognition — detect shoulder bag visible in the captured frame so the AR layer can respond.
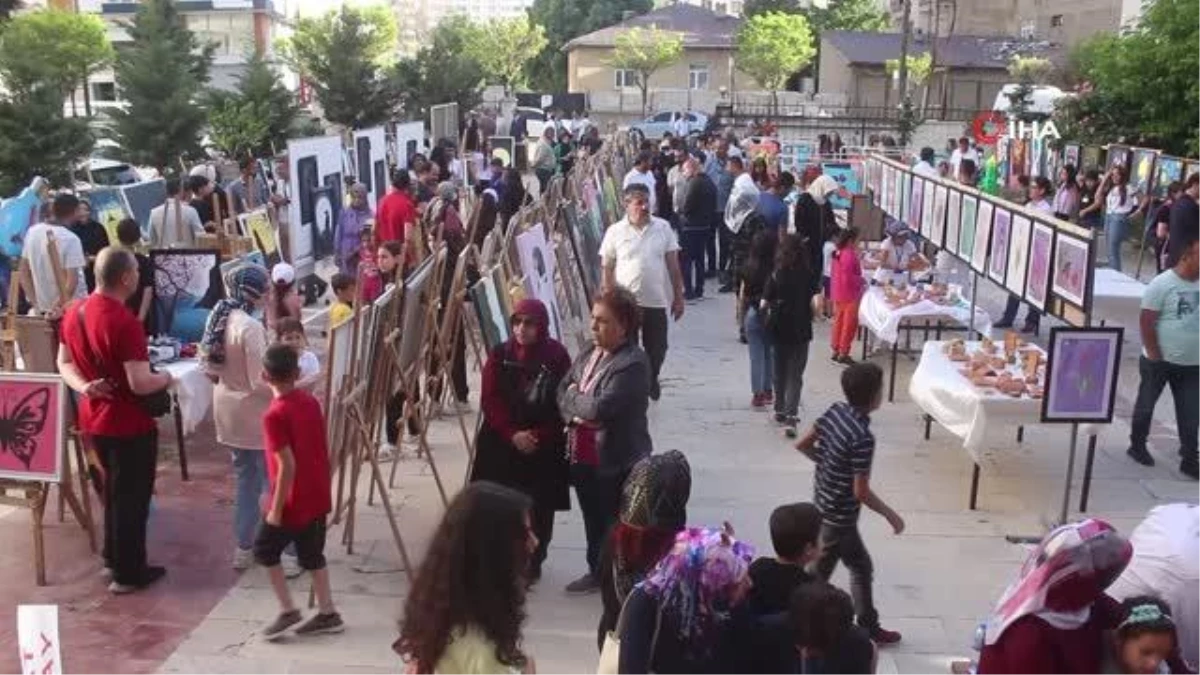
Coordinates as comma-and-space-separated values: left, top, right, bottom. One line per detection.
597, 581, 664, 675
74, 300, 172, 418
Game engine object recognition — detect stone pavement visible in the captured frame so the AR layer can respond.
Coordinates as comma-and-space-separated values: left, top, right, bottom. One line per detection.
0, 251, 1189, 674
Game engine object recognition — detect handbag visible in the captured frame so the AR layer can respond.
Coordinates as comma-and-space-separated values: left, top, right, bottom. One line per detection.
598, 582, 664, 675
74, 301, 172, 418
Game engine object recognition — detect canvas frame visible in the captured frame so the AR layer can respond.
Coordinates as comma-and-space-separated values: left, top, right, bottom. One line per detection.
1041, 326, 1124, 423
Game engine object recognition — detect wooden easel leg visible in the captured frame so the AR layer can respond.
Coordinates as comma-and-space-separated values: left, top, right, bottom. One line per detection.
368, 455, 416, 582
72, 434, 95, 548
30, 487, 48, 586
174, 397, 189, 481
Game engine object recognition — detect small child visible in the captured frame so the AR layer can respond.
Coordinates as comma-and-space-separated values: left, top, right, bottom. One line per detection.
357, 228, 383, 303
275, 317, 320, 391
795, 362, 903, 645
821, 232, 836, 318
829, 227, 864, 365
256, 344, 343, 640
790, 582, 877, 674
747, 502, 823, 616
1105, 596, 1178, 674
328, 272, 356, 328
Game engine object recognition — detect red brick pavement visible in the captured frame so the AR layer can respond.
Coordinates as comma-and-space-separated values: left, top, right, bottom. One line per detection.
0, 425, 240, 674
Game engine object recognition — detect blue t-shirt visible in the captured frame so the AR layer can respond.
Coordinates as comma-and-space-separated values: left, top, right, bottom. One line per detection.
1142, 269, 1199, 365
757, 192, 788, 233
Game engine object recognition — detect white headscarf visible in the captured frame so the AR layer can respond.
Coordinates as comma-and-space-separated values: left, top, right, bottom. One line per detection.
724, 173, 759, 234
808, 175, 840, 205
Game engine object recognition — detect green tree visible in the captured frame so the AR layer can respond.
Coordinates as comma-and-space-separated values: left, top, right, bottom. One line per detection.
393, 15, 484, 121
207, 98, 271, 158
278, 5, 399, 129
108, 0, 214, 173
745, 0, 890, 29
885, 52, 932, 87
469, 16, 548, 96
1005, 55, 1053, 121
609, 26, 683, 115
0, 9, 114, 115
736, 12, 815, 112
526, 0, 653, 92
217, 51, 300, 155
0, 88, 93, 194
0, 0, 22, 23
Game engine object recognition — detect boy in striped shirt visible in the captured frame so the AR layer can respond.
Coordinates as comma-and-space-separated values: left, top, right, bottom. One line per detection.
795, 362, 905, 645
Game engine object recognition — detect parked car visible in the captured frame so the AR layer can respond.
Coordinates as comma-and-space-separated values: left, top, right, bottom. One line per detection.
73, 157, 147, 192
628, 111, 709, 142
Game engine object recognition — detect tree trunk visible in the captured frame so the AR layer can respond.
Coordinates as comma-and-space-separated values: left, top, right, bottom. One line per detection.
923, 0, 941, 116
896, 0, 912, 113
639, 80, 648, 117
82, 76, 93, 118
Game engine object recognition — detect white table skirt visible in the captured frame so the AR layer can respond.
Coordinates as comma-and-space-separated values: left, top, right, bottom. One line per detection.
909, 341, 1099, 461
859, 286, 993, 345
1092, 268, 1146, 326
161, 359, 212, 436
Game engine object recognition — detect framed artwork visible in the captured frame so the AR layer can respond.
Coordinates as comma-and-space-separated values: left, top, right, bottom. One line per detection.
1105, 144, 1131, 172
515, 223, 563, 340
151, 249, 222, 342
429, 102, 459, 145
1130, 148, 1158, 196
490, 136, 516, 167
1025, 220, 1054, 311
352, 125, 388, 210
1063, 144, 1081, 170
920, 177, 935, 241
1052, 233, 1090, 307
1004, 214, 1032, 296
988, 208, 1011, 284
469, 276, 507, 351
931, 184, 949, 248
399, 253, 438, 370
1008, 140, 1028, 189
944, 189, 962, 257
85, 187, 130, 246
1041, 327, 1124, 423
393, 121, 425, 170
120, 179, 168, 235
899, 171, 911, 220
1081, 146, 1102, 173
969, 198, 988, 275
1154, 156, 1184, 199
879, 165, 891, 215
219, 250, 264, 281
238, 208, 281, 267
907, 178, 925, 232
287, 135, 344, 277
0, 372, 66, 483
823, 162, 861, 211
0, 176, 45, 259
959, 195, 978, 261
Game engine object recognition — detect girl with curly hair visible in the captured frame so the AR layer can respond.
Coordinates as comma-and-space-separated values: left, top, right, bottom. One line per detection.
395, 481, 538, 674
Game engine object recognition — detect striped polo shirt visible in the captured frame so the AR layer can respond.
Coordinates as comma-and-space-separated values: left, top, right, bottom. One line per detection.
813, 401, 875, 527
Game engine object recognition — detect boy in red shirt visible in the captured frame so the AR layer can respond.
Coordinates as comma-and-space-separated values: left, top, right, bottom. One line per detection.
255, 343, 343, 639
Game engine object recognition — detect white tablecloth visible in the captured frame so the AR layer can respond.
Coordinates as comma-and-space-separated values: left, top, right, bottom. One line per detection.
909, 341, 1098, 460
161, 359, 212, 436
859, 286, 993, 345
1092, 268, 1146, 326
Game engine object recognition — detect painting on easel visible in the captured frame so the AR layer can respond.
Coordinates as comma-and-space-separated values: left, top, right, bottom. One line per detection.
0, 373, 66, 483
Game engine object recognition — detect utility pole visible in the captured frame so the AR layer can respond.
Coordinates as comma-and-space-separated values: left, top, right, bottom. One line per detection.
897, 0, 912, 107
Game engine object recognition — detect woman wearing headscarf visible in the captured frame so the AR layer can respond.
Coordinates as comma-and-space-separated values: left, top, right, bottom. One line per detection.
336, 183, 373, 275
724, 157, 763, 301
596, 451, 691, 647
498, 168, 528, 232
470, 299, 572, 583
794, 175, 840, 292
977, 518, 1133, 674
200, 265, 297, 576
616, 525, 755, 673
427, 181, 470, 407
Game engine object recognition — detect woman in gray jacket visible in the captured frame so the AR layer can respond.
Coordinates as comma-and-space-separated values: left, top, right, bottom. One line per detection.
558, 286, 653, 594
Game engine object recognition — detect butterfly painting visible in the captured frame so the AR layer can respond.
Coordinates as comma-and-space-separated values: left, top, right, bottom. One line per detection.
0, 374, 64, 483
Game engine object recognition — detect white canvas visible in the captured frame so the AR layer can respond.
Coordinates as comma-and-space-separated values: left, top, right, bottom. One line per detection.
971, 200, 994, 275
352, 126, 388, 211
287, 135, 344, 280
393, 122, 425, 170
515, 223, 563, 340
1005, 214, 1032, 297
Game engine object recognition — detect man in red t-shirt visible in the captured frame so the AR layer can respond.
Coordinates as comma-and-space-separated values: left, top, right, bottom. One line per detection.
254, 343, 343, 639
58, 247, 172, 594
374, 169, 418, 247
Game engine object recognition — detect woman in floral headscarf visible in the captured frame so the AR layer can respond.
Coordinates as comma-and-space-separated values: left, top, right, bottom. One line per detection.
978, 518, 1132, 674
616, 526, 754, 673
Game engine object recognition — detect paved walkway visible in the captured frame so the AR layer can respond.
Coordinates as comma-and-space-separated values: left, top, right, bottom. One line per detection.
0, 253, 1190, 674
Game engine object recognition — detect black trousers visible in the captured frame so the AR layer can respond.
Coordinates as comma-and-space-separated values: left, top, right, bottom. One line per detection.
571, 464, 628, 574
706, 216, 721, 274
680, 229, 708, 297
632, 306, 668, 394
385, 390, 422, 444
531, 503, 555, 573
717, 222, 732, 275
774, 340, 811, 419
96, 431, 158, 585
1130, 356, 1198, 461
814, 523, 880, 631
999, 294, 1041, 327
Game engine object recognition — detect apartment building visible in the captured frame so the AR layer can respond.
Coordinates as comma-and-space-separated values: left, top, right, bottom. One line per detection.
886, 0, 1139, 49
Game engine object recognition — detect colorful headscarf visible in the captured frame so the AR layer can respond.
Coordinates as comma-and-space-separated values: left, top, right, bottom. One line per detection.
807, 175, 840, 205
613, 451, 692, 598
640, 526, 754, 659
200, 263, 269, 366
984, 518, 1132, 645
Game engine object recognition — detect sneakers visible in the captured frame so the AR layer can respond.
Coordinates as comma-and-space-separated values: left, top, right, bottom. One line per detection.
1127, 446, 1155, 467
649, 380, 661, 402
718, 283, 734, 294
281, 554, 303, 579
869, 626, 903, 645
377, 443, 397, 463
763, 390, 774, 405
783, 416, 799, 439
992, 319, 1014, 329
565, 572, 600, 594
233, 547, 254, 571
773, 412, 788, 425
1020, 322, 1039, 335
109, 566, 166, 595
836, 355, 858, 366
1181, 458, 1199, 480
295, 612, 345, 637
750, 393, 766, 410
262, 609, 303, 641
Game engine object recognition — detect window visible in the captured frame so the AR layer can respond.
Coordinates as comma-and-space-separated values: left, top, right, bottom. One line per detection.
652, 112, 674, 122
688, 63, 709, 90
614, 69, 638, 89
90, 81, 117, 102
1050, 13, 1064, 26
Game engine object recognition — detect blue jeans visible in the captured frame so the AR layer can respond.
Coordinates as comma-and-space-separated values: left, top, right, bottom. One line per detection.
680, 227, 708, 297
1105, 212, 1130, 271
232, 448, 266, 551
744, 307, 774, 394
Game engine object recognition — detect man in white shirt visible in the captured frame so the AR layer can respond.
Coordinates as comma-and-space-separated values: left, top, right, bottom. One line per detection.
622, 151, 658, 214
149, 178, 205, 248
672, 112, 688, 138
949, 137, 979, 178
21, 193, 88, 315
600, 183, 685, 401
912, 147, 938, 179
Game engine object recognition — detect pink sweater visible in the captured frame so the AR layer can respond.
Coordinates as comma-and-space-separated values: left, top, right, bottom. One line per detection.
830, 245, 864, 303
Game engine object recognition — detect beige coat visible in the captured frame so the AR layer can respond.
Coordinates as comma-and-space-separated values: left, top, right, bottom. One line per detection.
210, 309, 272, 450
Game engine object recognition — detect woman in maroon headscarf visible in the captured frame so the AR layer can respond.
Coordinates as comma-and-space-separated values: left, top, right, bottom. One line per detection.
470, 298, 572, 583
978, 518, 1133, 674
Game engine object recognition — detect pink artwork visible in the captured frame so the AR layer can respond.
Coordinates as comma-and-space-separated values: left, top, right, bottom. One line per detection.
1026, 222, 1053, 310
0, 373, 65, 483
1052, 234, 1089, 307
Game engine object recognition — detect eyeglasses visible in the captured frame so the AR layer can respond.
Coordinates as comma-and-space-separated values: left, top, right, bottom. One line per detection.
512, 317, 538, 327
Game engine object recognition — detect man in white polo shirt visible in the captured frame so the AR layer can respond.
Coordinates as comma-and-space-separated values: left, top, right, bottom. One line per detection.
622, 151, 657, 215
600, 183, 685, 401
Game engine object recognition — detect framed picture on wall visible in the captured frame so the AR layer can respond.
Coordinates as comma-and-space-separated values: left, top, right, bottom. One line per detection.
1025, 220, 1054, 310
959, 195, 978, 261
988, 207, 1011, 285
971, 199, 993, 275
1051, 232, 1090, 307
0, 373, 66, 483
944, 189, 962, 257
908, 178, 925, 231
931, 184, 949, 248
1004, 214, 1032, 297
920, 178, 935, 241
1041, 327, 1124, 423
